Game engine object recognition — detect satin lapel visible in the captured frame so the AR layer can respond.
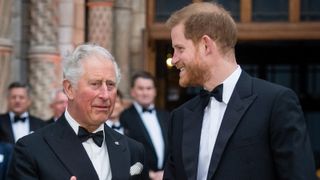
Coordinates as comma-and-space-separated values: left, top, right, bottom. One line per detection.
1, 114, 15, 143
43, 117, 99, 180
29, 116, 40, 132
182, 97, 204, 180
156, 110, 169, 158
104, 124, 130, 179
132, 107, 154, 153
207, 72, 257, 179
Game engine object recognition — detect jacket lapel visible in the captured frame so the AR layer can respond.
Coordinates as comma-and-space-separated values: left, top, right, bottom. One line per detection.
29, 116, 41, 132
156, 110, 169, 164
43, 117, 99, 180
182, 97, 205, 180
207, 71, 257, 179
104, 124, 130, 179
1, 114, 15, 143
131, 106, 155, 155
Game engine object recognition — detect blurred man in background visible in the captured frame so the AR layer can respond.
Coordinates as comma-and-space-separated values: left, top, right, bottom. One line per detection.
0, 82, 45, 144
47, 88, 68, 123
120, 71, 169, 180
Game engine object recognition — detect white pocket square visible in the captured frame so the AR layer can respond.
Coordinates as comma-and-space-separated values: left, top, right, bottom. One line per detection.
130, 162, 143, 176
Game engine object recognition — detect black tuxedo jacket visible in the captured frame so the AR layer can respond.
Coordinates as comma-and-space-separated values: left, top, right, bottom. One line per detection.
7, 116, 147, 180
46, 117, 55, 124
0, 113, 46, 144
164, 71, 316, 180
120, 105, 169, 172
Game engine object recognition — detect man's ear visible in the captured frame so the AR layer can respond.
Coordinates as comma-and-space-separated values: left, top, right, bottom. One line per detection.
63, 80, 74, 100
202, 35, 216, 55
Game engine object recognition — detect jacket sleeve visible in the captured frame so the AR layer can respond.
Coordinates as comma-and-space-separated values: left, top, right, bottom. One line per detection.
7, 139, 38, 180
269, 88, 316, 179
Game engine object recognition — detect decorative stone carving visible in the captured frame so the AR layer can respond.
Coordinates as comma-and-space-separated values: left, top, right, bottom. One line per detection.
87, 0, 114, 51
0, 0, 13, 113
28, 0, 60, 119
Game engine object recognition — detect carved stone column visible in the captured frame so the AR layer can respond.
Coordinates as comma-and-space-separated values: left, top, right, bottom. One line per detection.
114, 0, 132, 98
130, 0, 146, 75
87, 0, 114, 51
0, 0, 13, 113
28, 0, 60, 119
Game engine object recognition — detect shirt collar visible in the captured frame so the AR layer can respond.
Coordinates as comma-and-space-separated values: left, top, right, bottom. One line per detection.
133, 101, 155, 114
9, 111, 29, 122
221, 65, 242, 104
64, 108, 104, 135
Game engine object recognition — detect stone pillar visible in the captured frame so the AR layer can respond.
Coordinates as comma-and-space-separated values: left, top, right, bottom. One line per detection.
114, 0, 132, 98
0, 0, 13, 113
130, 0, 146, 76
74, 0, 85, 45
28, 0, 60, 119
87, 0, 114, 51
59, 0, 75, 56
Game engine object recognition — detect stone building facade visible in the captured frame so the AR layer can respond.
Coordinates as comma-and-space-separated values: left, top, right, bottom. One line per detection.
0, 0, 146, 119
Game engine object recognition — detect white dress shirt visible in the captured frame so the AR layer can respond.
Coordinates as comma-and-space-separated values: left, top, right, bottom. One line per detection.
197, 66, 242, 180
9, 111, 30, 142
133, 102, 165, 169
65, 109, 112, 180
106, 120, 124, 134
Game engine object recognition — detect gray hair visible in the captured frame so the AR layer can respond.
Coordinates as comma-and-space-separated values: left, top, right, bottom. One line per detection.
62, 43, 121, 87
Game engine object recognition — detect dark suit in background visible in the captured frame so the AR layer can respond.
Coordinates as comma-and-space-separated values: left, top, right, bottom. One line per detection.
120, 105, 169, 172
0, 81, 46, 144
0, 113, 46, 144
7, 116, 146, 180
121, 71, 169, 180
0, 142, 13, 180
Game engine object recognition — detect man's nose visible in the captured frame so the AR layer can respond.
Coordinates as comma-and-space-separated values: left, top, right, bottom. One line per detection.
99, 84, 110, 99
171, 53, 179, 65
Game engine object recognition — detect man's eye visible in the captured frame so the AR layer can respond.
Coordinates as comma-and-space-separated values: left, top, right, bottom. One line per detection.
91, 82, 99, 86
106, 83, 116, 90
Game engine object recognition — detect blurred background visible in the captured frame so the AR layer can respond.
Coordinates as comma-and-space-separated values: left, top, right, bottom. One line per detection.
0, 0, 320, 171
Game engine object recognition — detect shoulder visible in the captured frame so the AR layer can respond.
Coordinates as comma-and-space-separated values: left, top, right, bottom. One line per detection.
119, 105, 138, 123
16, 123, 54, 146
0, 142, 13, 152
29, 115, 45, 122
251, 77, 297, 98
0, 113, 9, 121
156, 108, 170, 115
121, 105, 136, 116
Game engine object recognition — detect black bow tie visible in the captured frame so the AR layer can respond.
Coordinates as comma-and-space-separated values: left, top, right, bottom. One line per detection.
142, 107, 154, 113
200, 84, 223, 108
78, 127, 104, 147
111, 124, 122, 130
14, 115, 27, 123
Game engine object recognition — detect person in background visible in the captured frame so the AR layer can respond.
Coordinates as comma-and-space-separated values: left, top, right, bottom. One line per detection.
106, 90, 125, 134
0, 141, 13, 180
47, 88, 68, 123
0, 82, 46, 144
163, 2, 316, 180
120, 71, 169, 180
7, 44, 147, 180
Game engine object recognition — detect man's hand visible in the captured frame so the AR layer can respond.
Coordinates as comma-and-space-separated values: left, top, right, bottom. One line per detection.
149, 170, 164, 180
70, 176, 77, 180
